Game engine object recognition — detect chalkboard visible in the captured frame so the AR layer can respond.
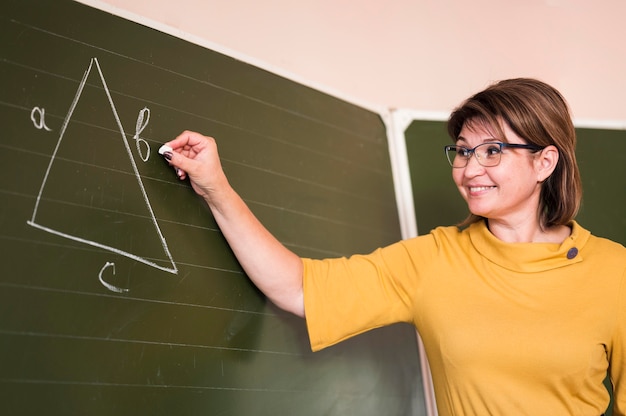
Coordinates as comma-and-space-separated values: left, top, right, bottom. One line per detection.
405, 120, 626, 246
0, 1, 425, 415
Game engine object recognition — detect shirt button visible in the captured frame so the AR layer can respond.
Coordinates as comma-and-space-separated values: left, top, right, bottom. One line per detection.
567, 247, 578, 259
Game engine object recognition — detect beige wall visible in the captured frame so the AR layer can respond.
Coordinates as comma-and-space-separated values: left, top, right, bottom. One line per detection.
80, 0, 626, 124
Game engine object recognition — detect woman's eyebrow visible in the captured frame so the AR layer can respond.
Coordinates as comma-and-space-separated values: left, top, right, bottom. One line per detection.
457, 135, 503, 145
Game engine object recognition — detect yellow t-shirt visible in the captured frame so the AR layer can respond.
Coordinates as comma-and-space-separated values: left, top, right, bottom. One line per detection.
302, 221, 626, 416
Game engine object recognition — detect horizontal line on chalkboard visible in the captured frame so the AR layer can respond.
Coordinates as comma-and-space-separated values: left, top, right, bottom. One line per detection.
2, 183, 388, 259
1, 141, 398, 247
0, 378, 320, 394
1, 24, 384, 147
0, 281, 270, 316
222, 158, 394, 208
0, 98, 395, 207
1, 85, 390, 184
90, 92, 392, 177
0, 134, 393, 227
0, 329, 299, 357
0, 231, 251, 278
1, 132, 393, 214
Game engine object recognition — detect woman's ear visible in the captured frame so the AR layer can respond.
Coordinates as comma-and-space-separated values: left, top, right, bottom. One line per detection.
536, 145, 559, 182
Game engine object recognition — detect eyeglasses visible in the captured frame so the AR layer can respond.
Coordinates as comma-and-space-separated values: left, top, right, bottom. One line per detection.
444, 142, 544, 168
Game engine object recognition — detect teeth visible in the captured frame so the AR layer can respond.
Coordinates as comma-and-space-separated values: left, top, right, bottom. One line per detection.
469, 186, 494, 192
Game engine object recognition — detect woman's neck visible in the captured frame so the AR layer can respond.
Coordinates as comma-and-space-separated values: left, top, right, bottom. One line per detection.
486, 218, 572, 243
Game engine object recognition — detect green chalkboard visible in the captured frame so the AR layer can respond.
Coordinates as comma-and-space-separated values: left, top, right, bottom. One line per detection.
576, 127, 626, 245
0, 1, 425, 415
405, 119, 626, 245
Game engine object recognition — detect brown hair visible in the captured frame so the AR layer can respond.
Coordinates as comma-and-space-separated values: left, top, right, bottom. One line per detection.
447, 78, 582, 228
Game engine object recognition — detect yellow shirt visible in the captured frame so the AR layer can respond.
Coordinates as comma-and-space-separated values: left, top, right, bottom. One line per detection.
302, 221, 626, 415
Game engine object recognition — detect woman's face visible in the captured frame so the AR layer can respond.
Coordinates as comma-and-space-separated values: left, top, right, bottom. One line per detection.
452, 120, 545, 226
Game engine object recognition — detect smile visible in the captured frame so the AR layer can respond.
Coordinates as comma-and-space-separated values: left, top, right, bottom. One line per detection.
468, 186, 496, 192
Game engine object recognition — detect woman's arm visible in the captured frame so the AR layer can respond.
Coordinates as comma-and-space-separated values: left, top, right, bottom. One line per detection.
161, 131, 305, 317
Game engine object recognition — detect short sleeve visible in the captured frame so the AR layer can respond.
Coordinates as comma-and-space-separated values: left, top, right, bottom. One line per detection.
302, 234, 439, 351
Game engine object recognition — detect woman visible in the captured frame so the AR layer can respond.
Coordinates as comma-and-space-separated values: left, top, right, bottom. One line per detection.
161, 78, 625, 415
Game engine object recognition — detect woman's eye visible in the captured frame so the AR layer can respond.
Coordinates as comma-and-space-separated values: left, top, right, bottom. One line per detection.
457, 148, 471, 157
485, 145, 502, 156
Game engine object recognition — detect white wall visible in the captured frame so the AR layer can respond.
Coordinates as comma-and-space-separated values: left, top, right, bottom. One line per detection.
79, 0, 626, 125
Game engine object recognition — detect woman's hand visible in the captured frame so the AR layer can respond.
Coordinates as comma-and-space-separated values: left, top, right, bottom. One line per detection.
160, 130, 227, 202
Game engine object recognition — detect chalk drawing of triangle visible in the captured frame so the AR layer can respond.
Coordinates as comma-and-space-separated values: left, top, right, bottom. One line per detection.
27, 58, 177, 274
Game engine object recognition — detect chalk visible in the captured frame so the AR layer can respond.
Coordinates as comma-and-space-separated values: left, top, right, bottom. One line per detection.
158, 144, 173, 155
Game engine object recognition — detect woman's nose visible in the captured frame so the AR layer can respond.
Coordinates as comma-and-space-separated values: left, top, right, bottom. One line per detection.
463, 152, 485, 176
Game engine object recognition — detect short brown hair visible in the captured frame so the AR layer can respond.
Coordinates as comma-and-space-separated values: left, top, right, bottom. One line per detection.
447, 78, 582, 228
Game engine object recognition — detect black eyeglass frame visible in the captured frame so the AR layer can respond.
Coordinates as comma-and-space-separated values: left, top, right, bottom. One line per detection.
444, 142, 545, 168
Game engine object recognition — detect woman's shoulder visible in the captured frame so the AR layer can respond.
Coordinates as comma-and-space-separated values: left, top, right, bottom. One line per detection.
575, 223, 626, 273
399, 224, 471, 252
576, 222, 626, 253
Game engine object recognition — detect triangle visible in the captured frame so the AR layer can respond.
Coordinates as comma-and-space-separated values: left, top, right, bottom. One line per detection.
27, 58, 177, 274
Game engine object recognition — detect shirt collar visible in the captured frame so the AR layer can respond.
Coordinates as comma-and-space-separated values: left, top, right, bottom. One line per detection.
468, 220, 590, 273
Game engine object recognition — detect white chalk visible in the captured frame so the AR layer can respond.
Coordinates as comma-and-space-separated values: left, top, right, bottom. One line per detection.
158, 144, 173, 155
